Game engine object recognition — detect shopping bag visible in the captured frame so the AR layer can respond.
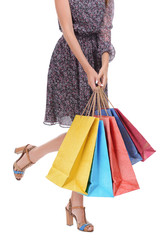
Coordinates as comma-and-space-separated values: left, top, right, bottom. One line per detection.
83, 120, 114, 197
93, 88, 140, 196
114, 108, 156, 161
46, 91, 99, 195
97, 87, 156, 162
95, 108, 143, 165
98, 115, 140, 196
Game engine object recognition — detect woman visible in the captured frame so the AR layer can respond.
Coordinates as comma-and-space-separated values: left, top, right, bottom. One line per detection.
13, 0, 116, 232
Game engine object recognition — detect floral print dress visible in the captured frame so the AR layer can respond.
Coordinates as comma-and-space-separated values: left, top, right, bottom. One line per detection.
43, 0, 116, 128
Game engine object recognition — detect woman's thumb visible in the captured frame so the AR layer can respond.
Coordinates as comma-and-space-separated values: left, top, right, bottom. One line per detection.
96, 75, 102, 86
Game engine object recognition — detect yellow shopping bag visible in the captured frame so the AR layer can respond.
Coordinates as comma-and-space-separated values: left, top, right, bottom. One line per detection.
46, 114, 99, 194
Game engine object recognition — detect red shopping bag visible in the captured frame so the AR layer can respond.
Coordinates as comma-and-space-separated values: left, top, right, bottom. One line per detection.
95, 115, 140, 196
114, 108, 156, 161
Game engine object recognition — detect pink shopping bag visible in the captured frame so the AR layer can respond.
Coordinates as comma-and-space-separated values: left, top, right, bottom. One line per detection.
114, 108, 156, 161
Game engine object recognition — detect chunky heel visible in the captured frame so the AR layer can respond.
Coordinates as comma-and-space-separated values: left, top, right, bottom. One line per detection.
14, 145, 26, 154
65, 207, 73, 226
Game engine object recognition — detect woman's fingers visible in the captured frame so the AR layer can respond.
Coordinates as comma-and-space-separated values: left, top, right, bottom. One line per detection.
96, 73, 103, 87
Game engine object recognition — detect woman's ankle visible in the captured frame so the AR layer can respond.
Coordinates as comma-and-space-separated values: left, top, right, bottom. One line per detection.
16, 145, 36, 169
71, 192, 84, 207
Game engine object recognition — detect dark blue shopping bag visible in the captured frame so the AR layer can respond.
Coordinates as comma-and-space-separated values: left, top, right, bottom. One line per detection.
84, 120, 114, 197
94, 108, 142, 165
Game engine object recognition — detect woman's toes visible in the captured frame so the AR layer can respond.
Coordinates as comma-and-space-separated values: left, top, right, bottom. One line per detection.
87, 225, 94, 231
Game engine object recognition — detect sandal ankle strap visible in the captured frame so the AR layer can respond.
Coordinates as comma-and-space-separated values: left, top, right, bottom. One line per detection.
72, 206, 85, 210
24, 145, 36, 164
68, 198, 85, 212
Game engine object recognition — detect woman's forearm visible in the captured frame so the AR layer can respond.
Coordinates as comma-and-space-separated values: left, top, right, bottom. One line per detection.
62, 26, 92, 74
63, 28, 109, 74
102, 52, 109, 68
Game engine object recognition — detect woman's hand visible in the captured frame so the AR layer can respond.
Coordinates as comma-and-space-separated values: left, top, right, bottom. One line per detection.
86, 67, 102, 92
97, 63, 109, 90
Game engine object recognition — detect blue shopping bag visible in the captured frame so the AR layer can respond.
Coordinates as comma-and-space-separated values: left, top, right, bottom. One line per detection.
84, 120, 114, 197
94, 108, 142, 165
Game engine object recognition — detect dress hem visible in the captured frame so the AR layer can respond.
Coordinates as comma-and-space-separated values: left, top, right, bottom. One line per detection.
43, 121, 71, 128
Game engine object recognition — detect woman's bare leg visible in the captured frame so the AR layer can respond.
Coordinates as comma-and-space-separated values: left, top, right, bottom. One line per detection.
15, 132, 93, 231
16, 132, 67, 169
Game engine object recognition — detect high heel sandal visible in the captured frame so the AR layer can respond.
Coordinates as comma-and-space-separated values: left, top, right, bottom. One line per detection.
65, 198, 94, 232
13, 144, 37, 180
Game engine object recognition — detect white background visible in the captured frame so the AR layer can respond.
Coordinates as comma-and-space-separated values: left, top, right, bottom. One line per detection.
0, 0, 163, 239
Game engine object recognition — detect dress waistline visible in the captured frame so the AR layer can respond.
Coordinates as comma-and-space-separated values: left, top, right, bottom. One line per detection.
74, 31, 98, 38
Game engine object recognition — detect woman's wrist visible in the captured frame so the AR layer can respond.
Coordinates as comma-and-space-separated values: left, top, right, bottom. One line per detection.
83, 64, 93, 75
101, 61, 109, 73
102, 62, 109, 70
